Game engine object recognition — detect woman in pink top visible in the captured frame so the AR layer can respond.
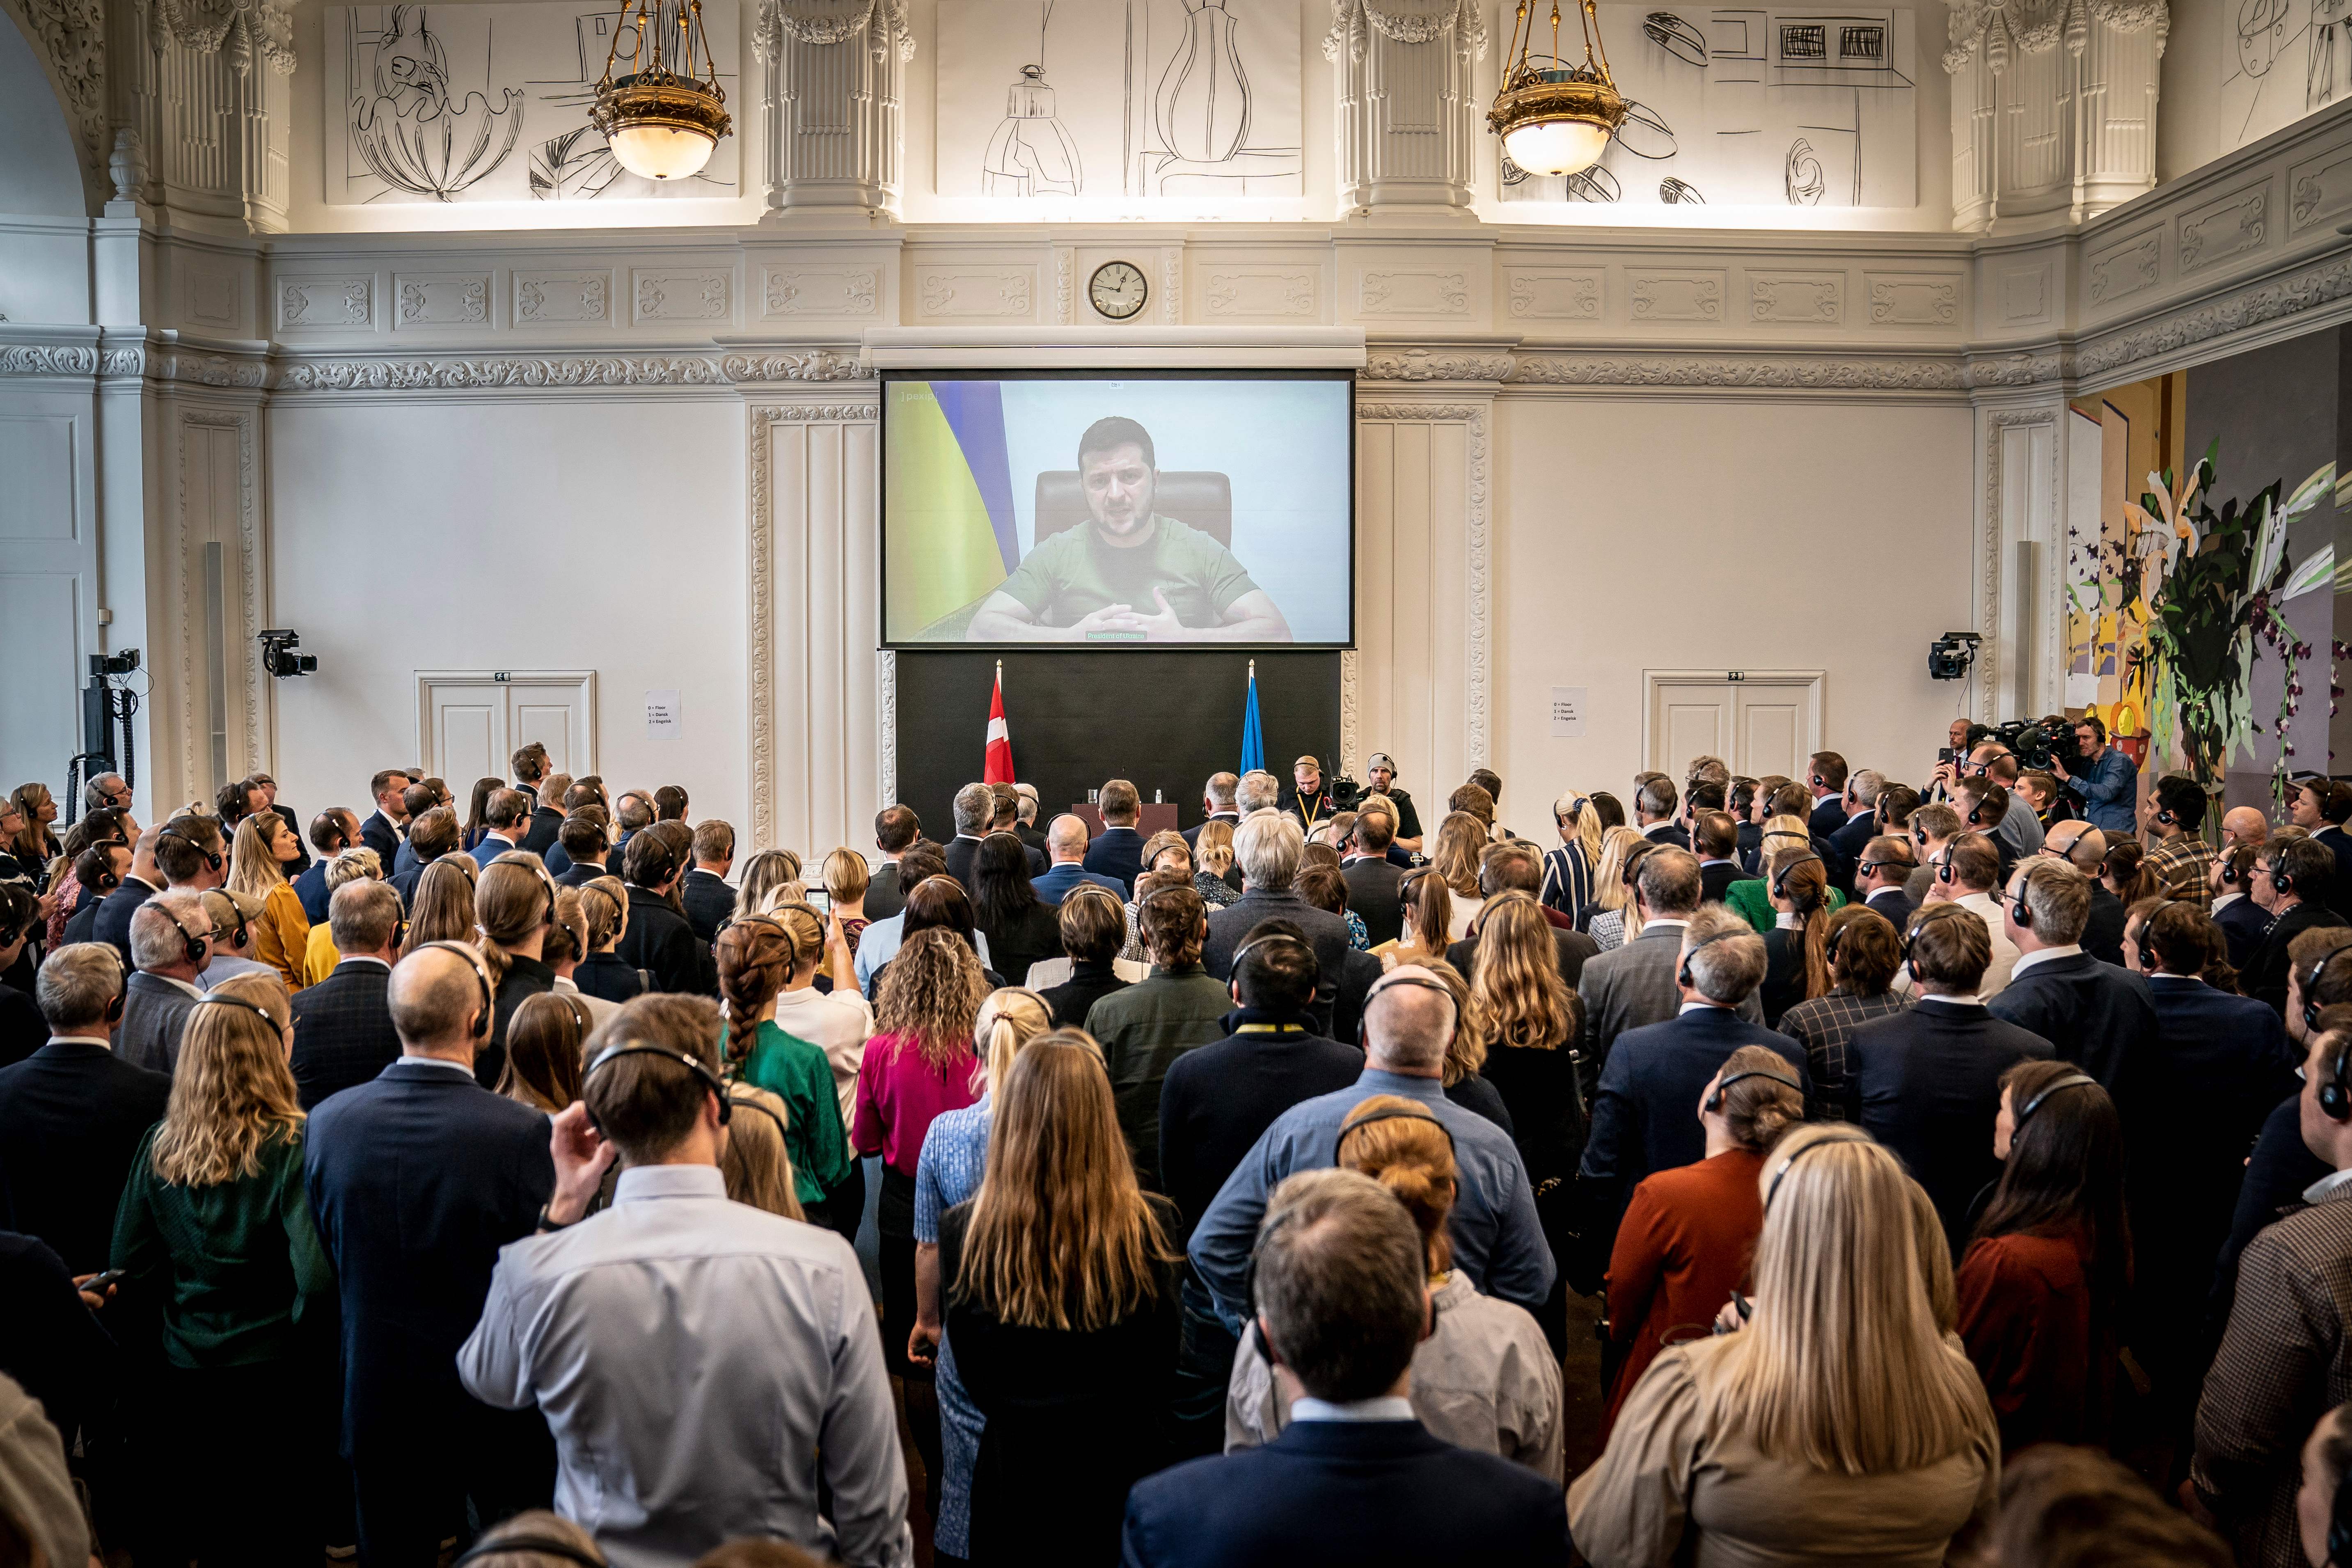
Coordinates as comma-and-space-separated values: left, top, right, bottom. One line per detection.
855, 924, 989, 1512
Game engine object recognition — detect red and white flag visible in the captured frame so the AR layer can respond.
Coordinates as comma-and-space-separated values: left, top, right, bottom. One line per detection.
983, 666, 1015, 784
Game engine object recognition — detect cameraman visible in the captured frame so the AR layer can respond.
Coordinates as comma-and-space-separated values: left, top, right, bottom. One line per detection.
2050, 714, 2137, 837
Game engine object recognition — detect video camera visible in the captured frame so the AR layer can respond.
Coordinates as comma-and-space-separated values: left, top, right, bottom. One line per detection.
1987, 718, 2084, 774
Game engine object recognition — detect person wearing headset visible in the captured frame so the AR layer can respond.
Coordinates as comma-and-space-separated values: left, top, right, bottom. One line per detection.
2247, 836, 2352, 1019
2192, 1017, 2352, 1564
1184, 964, 1556, 1341
1903, 833, 2022, 1001
116, 892, 216, 1076
1953, 1060, 2128, 1457
2143, 774, 2220, 910
1988, 858, 2156, 1090
2214, 841, 2280, 970
303, 942, 560, 1568
458, 994, 912, 1568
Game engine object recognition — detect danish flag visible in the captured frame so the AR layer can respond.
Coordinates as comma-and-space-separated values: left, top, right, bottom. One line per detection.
983, 665, 1015, 785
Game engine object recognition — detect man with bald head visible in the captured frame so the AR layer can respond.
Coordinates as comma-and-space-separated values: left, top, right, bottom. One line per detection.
2223, 807, 2270, 852
2041, 821, 2125, 968
305, 943, 559, 1566
1031, 813, 1126, 905
1185, 964, 1555, 1339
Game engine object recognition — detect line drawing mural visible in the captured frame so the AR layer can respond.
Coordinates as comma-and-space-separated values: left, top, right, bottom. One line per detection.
2223, 0, 2352, 153
1501, 4, 1914, 207
326, 0, 741, 205
939, 0, 1302, 198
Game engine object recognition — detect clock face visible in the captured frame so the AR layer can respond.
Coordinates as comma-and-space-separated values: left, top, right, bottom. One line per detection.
1089, 261, 1150, 321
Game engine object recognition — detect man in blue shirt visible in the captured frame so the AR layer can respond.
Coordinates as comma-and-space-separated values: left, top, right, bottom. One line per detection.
2052, 713, 2138, 837
1186, 964, 1554, 1334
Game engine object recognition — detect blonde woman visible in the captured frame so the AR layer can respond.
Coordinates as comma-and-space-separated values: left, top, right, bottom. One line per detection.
718, 1083, 805, 1222
911, 987, 1055, 1561
1228, 1092, 1563, 1479
1193, 819, 1242, 909
571, 877, 641, 1005
1724, 816, 1848, 934
476, 852, 560, 1082
1381, 867, 1454, 968
109, 972, 332, 1567
1570, 1126, 2001, 1566
1470, 890, 1583, 1347
718, 911, 854, 1230
736, 848, 805, 917
229, 811, 311, 988
821, 847, 871, 951
1540, 791, 1605, 921
939, 1031, 1181, 1563
1588, 836, 1662, 952
1431, 812, 1488, 937
300, 847, 382, 987
1583, 826, 1648, 941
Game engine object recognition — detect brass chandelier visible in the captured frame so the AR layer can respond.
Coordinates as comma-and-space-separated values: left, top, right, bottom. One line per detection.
591, 0, 733, 182
1488, 0, 1627, 179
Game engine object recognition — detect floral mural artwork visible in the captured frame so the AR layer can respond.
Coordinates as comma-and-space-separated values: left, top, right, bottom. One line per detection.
2124, 444, 2334, 798
347, 5, 526, 200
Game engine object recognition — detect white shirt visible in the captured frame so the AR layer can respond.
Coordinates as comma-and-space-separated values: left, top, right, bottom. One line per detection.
368, 809, 407, 840
150, 973, 205, 1000
1773, 912, 1801, 930
1912, 993, 1983, 1010
1292, 1395, 1418, 1424
340, 955, 392, 972
1951, 890, 2021, 997
458, 1165, 911, 1568
2306, 1166, 2352, 1205
2215, 890, 2245, 913
1640, 821, 1678, 840
197, 953, 272, 987
45, 1034, 113, 1051
1678, 1000, 1735, 1016
773, 984, 876, 1127
2009, 943, 2084, 981
401, 1054, 476, 1078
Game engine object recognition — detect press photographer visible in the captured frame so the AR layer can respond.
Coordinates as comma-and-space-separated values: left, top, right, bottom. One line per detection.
2049, 714, 2137, 836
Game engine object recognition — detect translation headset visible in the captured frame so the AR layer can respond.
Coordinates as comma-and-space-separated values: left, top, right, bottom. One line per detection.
158, 824, 223, 873
1763, 1130, 1869, 1210
97, 946, 127, 1025
581, 1042, 732, 1131
1705, 1067, 1799, 1114
160, 901, 212, 967
1676, 929, 1741, 991
1335, 1103, 1456, 1160
722, 1087, 787, 1145
2302, 940, 2352, 1037
449, 1536, 605, 1568
1229, 932, 1319, 993
192, 993, 282, 1030
2014, 1072, 2096, 1126
416, 939, 495, 1040
1770, 852, 1822, 903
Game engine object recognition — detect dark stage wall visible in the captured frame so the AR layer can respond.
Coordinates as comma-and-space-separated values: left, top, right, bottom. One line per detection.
893, 651, 1342, 838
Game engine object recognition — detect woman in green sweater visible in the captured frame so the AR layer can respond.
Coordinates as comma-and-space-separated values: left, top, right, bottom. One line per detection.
110, 970, 334, 1568
719, 906, 854, 1215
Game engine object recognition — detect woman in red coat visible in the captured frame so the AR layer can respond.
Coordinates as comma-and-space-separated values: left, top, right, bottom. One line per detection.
1600, 1044, 1807, 1438
1955, 1058, 2130, 1455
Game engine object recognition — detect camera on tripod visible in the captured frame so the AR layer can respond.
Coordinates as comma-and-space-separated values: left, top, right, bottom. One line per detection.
1928, 632, 1981, 682
92, 650, 139, 678
259, 630, 317, 678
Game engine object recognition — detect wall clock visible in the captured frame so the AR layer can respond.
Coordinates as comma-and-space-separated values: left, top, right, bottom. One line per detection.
1088, 260, 1149, 321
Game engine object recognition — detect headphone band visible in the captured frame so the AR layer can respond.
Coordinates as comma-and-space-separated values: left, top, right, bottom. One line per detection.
722, 1088, 789, 1145
192, 994, 282, 1030
584, 1042, 731, 1126
1764, 1131, 1866, 1210
2015, 1072, 2097, 1124
1707, 1067, 1800, 1112
416, 939, 496, 1040
1337, 1103, 1457, 1156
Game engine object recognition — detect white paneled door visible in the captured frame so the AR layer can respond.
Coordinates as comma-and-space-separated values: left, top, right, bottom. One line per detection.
1646, 671, 1823, 780
416, 671, 597, 787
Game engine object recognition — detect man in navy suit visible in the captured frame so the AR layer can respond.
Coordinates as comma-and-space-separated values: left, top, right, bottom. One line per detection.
469, 790, 532, 870
1856, 833, 1919, 928
1990, 857, 2157, 1086
1127, 1167, 1568, 1568
1575, 906, 1807, 1272
359, 769, 411, 869
941, 782, 999, 898
289, 882, 405, 1110
2124, 900, 2300, 1424
1180, 771, 1241, 852
1825, 768, 1883, 895
1692, 810, 1744, 904
305, 942, 557, 1566
1084, 777, 1150, 893
293, 808, 360, 925
2211, 842, 2275, 970
389, 807, 461, 910
1849, 903, 2053, 1257
91, 829, 165, 964
1805, 749, 1850, 840
1031, 815, 1126, 904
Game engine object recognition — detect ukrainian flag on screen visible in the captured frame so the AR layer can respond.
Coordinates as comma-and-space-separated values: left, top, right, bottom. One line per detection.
889, 380, 1021, 634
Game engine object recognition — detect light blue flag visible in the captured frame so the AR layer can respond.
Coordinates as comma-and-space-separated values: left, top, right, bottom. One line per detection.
1240, 663, 1265, 776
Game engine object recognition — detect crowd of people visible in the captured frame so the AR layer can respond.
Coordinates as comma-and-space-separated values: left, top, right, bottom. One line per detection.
2, 725, 2352, 1567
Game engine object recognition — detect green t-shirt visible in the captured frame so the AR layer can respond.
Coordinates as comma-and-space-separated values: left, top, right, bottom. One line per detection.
734, 1017, 853, 1205
996, 515, 1261, 631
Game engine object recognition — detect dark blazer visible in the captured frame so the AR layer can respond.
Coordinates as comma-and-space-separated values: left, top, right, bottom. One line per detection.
480, 955, 559, 1090
1639, 822, 1689, 850
91, 875, 161, 963
304, 1059, 554, 1454
358, 813, 401, 869
469, 833, 524, 871
1341, 856, 1406, 948
0, 984, 41, 1070
945, 834, 1047, 897
2245, 901, 2350, 1017
1829, 809, 1878, 865
864, 860, 907, 922
2209, 1093, 2333, 1334
1084, 825, 1149, 892
2322, 825, 2352, 911
271, 803, 310, 876
1444, 925, 1598, 993
1808, 795, 1847, 839
62, 896, 101, 949
519, 806, 563, 858
1041, 960, 1130, 1031
2215, 895, 2274, 971
389, 861, 429, 910
572, 951, 644, 1005
679, 868, 736, 944
2125, 975, 2300, 1387
615, 886, 712, 996
1015, 820, 1050, 859
1031, 862, 1126, 905
1864, 886, 1917, 928
1202, 891, 1354, 998
2081, 884, 2129, 968
117, 972, 200, 1076
1848, 1000, 2054, 1258
1698, 860, 1742, 905
1181, 812, 1241, 851
291, 859, 334, 926
392, 837, 422, 879
290, 959, 401, 1110
1580, 1007, 1807, 1202
1986, 950, 2157, 1086
1122, 1418, 1569, 1568
978, 902, 1064, 987
0, 1039, 172, 1273
553, 858, 608, 889
1157, 1010, 1363, 1236
1736, 820, 1763, 875
1328, 948, 1383, 1048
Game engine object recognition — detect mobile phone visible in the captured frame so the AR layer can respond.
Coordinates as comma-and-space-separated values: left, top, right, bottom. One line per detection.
82, 1268, 127, 1292
1937, 748, 1955, 765
805, 887, 831, 915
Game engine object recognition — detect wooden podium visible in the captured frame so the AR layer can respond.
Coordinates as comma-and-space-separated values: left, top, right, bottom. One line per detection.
1068, 803, 1182, 837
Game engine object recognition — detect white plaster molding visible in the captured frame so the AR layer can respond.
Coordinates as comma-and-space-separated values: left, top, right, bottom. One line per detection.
1507, 352, 1972, 391
1976, 407, 2060, 723
745, 401, 880, 852
1355, 401, 1491, 770
877, 650, 898, 808
5, 0, 108, 172
2077, 248, 2352, 385
276, 355, 736, 391
1363, 348, 1514, 381
151, 0, 296, 72
0, 345, 103, 376
1340, 648, 1360, 776
754, 0, 912, 59
1325, 0, 1485, 59
719, 348, 867, 382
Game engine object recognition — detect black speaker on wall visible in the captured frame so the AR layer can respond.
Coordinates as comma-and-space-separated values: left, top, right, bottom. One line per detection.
892, 651, 1343, 837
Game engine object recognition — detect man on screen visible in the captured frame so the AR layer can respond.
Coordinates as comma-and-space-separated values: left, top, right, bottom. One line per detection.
964, 416, 1295, 643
